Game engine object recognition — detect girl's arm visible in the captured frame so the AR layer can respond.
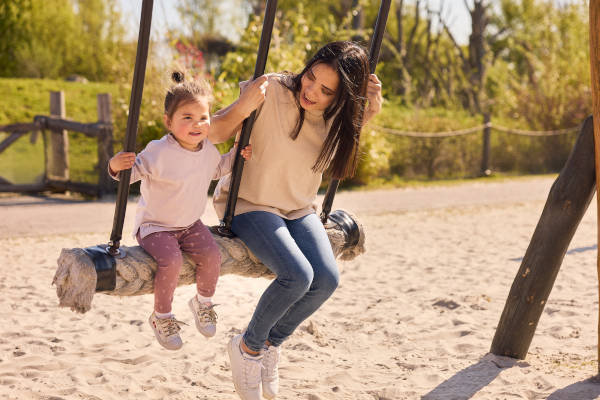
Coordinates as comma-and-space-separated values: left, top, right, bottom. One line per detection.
363, 74, 383, 125
108, 151, 149, 183
212, 144, 252, 180
208, 75, 269, 144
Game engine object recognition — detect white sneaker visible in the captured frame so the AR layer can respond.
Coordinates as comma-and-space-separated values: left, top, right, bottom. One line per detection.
262, 345, 280, 399
188, 297, 217, 338
227, 334, 263, 400
148, 312, 186, 350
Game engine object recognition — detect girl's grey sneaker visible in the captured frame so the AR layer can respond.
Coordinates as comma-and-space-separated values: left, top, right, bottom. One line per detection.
148, 312, 186, 350
262, 345, 280, 399
188, 297, 218, 338
227, 334, 263, 400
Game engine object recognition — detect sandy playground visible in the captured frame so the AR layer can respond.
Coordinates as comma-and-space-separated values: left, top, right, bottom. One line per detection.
2, 176, 600, 399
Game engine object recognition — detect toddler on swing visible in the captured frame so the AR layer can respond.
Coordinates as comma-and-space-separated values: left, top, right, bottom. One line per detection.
108, 71, 252, 350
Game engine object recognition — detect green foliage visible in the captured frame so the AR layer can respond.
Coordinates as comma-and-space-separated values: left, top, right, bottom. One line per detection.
2, 0, 132, 82
489, 0, 589, 171
219, 3, 350, 82
0, 0, 32, 76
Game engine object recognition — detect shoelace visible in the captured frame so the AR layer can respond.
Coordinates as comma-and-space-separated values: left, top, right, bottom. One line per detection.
157, 317, 187, 337
197, 303, 218, 323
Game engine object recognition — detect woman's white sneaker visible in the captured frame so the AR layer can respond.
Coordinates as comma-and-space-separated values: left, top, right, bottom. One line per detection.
261, 345, 280, 399
227, 334, 263, 400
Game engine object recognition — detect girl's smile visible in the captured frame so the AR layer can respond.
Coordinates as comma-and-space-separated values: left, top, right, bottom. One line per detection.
163, 98, 211, 151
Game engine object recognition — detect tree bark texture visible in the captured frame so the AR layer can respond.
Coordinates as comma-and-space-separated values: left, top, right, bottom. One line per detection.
53, 211, 366, 314
490, 116, 596, 359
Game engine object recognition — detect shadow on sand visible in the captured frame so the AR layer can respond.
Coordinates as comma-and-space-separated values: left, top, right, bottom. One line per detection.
546, 377, 600, 400
421, 353, 518, 400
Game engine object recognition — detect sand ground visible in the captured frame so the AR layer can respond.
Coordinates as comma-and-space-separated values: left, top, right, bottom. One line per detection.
2, 176, 600, 400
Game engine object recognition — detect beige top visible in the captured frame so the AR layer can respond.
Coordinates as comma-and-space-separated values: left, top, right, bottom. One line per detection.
111, 134, 234, 238
213, 74, 333, 220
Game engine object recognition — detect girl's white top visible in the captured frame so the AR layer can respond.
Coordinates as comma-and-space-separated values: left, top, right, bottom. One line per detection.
111, 133, 234, 238
213, 74, 333, 220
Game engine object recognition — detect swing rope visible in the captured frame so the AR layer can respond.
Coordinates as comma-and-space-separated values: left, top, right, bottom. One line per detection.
320, 0, 391, 223
107, 0, 154, 256
218, 0, 278, 237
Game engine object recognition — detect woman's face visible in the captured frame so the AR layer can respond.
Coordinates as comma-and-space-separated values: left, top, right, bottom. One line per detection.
299, 63, 340, 112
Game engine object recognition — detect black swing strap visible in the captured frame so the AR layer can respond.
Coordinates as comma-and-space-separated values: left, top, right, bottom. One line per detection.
218, 0, 278, 237
108, 0, 154, 256
320, 0, 392, 223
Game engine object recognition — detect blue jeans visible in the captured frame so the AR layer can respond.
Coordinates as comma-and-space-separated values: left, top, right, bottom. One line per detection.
231, 211, 340, 352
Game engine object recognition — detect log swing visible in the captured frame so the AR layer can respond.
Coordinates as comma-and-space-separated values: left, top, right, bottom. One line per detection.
52, 0, 391, 314
491, 1, 600, 373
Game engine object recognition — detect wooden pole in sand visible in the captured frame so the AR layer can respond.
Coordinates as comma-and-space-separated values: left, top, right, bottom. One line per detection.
589, 0, 600, 375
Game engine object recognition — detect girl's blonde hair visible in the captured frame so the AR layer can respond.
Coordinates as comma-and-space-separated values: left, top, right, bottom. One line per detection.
164, 71, 214, 119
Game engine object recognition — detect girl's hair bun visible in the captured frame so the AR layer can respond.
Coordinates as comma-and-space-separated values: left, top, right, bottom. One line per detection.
172, 71, 185, 83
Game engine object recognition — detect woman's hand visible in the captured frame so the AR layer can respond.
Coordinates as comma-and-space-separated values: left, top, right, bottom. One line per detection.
236, 75, 269, 118
364, 74, 383, 123
109, 151, 135, 174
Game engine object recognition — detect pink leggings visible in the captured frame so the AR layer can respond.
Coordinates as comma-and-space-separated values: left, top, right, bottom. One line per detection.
137, 220, 221, 314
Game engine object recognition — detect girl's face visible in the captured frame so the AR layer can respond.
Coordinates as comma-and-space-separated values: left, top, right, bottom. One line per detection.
164, 97, 210, 151
299, 63, 340, 112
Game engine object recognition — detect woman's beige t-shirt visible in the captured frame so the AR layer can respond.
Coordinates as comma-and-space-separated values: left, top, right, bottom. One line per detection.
213, 74, 333, 220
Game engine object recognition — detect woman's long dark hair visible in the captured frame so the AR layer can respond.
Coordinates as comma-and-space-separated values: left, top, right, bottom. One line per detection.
283, 41, 370, 180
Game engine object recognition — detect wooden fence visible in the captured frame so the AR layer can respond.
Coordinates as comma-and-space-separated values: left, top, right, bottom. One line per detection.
0, 91, 114, 196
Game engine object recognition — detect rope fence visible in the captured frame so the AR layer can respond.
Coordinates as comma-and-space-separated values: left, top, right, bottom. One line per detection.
371, 122, 580, 138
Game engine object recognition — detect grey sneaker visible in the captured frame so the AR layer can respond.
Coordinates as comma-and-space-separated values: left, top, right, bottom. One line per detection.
148, 312, 186, 350
188, 297, 217, 338
227, 334, 262, 400
262, 345, 280, 399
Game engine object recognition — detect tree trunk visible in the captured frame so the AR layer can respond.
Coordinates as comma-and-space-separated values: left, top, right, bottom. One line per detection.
53, 211, 366, 314
589, 0, 600, 375
490, 116, 596, 359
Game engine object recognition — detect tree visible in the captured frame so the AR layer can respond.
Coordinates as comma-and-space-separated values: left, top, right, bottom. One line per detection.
0, 0, 31, 76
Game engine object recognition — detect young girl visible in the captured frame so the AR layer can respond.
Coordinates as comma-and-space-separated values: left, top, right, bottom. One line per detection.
212, 41, 383, 399
108, 71, 255, 350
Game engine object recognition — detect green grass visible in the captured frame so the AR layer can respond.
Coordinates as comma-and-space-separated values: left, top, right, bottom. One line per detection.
0, 78, 573, 190
0, 78, 119, 184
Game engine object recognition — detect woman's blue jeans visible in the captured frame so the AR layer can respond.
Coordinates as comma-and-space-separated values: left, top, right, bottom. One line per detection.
231, 211, 340, 352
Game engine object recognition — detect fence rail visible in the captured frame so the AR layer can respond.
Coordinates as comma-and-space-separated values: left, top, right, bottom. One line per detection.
0, 91, 114, 196
371, 122, 580, 138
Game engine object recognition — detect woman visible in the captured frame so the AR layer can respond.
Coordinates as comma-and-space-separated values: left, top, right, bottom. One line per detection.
212, 41, 383, 400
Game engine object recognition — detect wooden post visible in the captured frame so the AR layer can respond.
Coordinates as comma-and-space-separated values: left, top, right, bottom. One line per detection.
589, 0, 600, 375
481, 112, 491, 176
48, 91, 69, 182
96, 93, 114, 196
490, 116, 596, 359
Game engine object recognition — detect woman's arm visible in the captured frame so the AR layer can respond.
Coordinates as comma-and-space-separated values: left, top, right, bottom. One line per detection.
208, 75, 269, 144
363, 74, 383, 125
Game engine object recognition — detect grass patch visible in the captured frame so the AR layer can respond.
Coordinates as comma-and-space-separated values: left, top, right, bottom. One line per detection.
0, 78, 119, 184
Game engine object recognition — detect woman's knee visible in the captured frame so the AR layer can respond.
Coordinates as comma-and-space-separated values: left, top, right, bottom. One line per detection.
316, 265, 340, 295
279, 264, 314, 294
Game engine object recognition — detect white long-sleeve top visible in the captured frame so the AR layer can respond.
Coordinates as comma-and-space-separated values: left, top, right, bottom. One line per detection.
110, 133, 234, 238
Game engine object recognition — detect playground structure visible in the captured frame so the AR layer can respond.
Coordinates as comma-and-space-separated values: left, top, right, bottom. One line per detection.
491, 1, 600, 373
51, 0, 390, 316
53, 209, 365, 314
33, 0, 600, 375
0, 92, 114, 197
